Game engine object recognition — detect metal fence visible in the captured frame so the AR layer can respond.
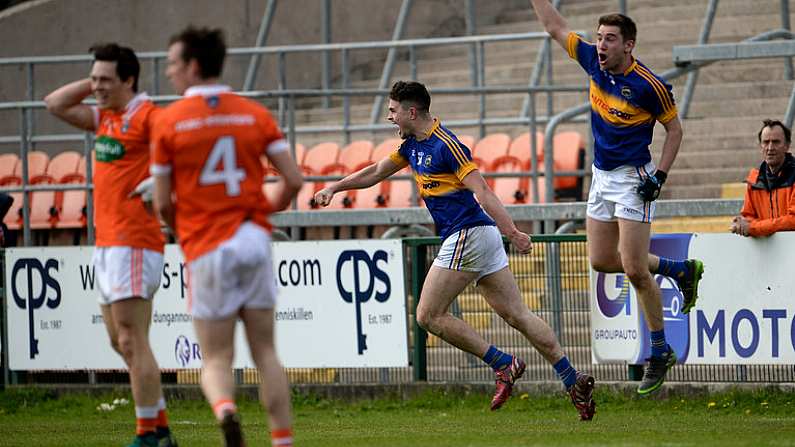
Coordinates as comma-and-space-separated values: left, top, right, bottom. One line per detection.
3, 235, 793, 388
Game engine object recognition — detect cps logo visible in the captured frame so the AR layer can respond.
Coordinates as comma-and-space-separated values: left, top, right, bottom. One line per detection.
11, 258, 62, 359
174, 335, 201, 367
336, 250, 391, 355
595, 273, 631, 318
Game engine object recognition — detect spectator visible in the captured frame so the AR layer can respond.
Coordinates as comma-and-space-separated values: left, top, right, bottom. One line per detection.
731, 119, 795, 237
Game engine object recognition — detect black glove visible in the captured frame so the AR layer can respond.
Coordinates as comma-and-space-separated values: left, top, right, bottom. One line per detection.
636, 170, 667, 202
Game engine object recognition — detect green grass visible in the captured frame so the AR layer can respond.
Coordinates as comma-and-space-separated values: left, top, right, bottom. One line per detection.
1, 387, 794, 446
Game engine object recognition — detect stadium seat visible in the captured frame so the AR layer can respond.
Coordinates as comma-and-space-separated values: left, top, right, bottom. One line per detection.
13, 151, 49, 184
552, 131, 585, 191
262, 143, 304, 170
352, 183, 388, 209
337, 140, 374, 172
491, 156, 526, 204
372, 138, 402, 161
508, 131, 545, 165
54, 190, 87, 229
3, 192, 22, 230
386, 174, 419, 208
303, 142, 339, 174
0, 153, 19, 184
471, 133, 510, 170
44, 150, 81, 183
28, 190, 58, 229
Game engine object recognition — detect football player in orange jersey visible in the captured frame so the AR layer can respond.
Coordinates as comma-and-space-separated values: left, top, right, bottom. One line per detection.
151, 26, 302, 447
44, 44, 176, 447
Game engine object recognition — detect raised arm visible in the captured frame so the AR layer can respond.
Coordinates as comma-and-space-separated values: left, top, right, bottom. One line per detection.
530, 0, 572, 49
460, 170, 532, 254
43, 79, 96, 131
314, 156, 406, 207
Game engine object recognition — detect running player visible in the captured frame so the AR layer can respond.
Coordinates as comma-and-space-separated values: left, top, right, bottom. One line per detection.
530, 0, 704, 395
151, 26, 302, 447
315, 80, 596, 421
44, 44, 176, 446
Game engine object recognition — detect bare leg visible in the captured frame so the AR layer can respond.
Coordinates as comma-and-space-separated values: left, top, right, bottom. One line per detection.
415, 266, 490, 356
241, 307, 292, 430
617, 218, 663, 331
477, 267, 564, 364
110, 298, 160, 407
587, 216, 661, 273
193, 316, 237, 414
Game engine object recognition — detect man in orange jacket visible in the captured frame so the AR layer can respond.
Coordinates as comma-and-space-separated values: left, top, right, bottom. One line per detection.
732, 119, 795, 237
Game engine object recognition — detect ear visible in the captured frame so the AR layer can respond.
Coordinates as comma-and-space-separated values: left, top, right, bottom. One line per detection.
408, 106, 418, 120
624, 39, 635, 54
188, 58, 202, 80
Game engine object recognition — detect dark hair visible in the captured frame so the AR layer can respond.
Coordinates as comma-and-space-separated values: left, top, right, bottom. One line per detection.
389, 81, 431, 114
89, 43, 140, 92
598, 13, 637, 42
169, 26, 226, 79
758, 119, 792, 144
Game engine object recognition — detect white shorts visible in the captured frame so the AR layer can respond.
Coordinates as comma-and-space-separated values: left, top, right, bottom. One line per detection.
186, 222, 277, 320
587, 161, 656, 223
433, 225, 509, 282
93, 247, 164, 304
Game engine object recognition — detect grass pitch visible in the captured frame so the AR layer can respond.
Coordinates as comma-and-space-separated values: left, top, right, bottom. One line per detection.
1, 386, 794, 446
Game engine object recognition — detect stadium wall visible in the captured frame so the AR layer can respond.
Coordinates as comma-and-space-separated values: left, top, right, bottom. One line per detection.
0, 0, 526, 154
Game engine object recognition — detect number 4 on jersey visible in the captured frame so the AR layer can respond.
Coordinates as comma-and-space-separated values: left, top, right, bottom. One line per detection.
199, 136, 246, 196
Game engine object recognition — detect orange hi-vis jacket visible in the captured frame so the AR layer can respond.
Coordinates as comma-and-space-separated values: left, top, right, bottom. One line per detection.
92, 93, 165, 252
741, 153, 795, 237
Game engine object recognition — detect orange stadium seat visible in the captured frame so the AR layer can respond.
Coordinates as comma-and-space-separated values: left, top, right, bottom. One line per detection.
303, 142, 339, 175
3, 192, 22, 230
0, 153, 19, 184
352, 183, 388, 209
55, 188, 87, 229
28, 191, 58, 229
386, 169, 419, 208
13, 151, 49, 184
491, 156, 526, 204
472, 133, 510, 170
372, 138, 402, 161
552, 131, 585, 191
45, 150, 81, 183
337, 140, 374, 172
508, 131, 545, 166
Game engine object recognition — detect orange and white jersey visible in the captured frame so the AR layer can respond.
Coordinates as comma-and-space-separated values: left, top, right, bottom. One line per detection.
92, 93, 165, 252
150, 85, 288, 262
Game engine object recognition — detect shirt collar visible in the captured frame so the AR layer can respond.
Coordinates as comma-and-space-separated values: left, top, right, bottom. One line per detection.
184, 84, 233, 97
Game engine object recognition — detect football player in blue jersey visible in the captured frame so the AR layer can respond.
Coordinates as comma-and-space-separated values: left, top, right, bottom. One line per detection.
530, 0, 704, 395
315, 80, 596, 420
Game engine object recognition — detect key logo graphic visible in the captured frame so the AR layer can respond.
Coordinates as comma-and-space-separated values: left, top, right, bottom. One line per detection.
336, 250, 391, 355
11, 258, 62, 359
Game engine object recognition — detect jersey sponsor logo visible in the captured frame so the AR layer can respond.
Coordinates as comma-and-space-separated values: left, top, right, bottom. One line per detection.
95, 135, 126, 162
424, 155, 432, 167
422, 180, 440, 190
336, 250, 392, 355
10, 258, 62, 359
591, 93, 634, 120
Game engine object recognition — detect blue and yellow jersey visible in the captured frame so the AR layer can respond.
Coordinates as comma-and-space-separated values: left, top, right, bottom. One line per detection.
388, 120, 495, 240
566, 32, 678, 171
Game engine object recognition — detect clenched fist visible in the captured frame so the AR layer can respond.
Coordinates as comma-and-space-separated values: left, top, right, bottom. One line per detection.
313, 188, 335, 207
509, 230, 533, 255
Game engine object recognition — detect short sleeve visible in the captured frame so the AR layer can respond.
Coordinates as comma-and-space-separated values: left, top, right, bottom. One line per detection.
566, 32, 599, 74
438, 136, 477, 181
636, 68, 678, 123
149, 116, 173, 176
389, 140, 409, 165
258, 108, 286, 154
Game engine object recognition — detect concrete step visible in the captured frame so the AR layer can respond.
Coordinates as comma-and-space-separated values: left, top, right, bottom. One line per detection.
671, 150, 759, 170
663, 183, 723, 199
666, 167, 748, 186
